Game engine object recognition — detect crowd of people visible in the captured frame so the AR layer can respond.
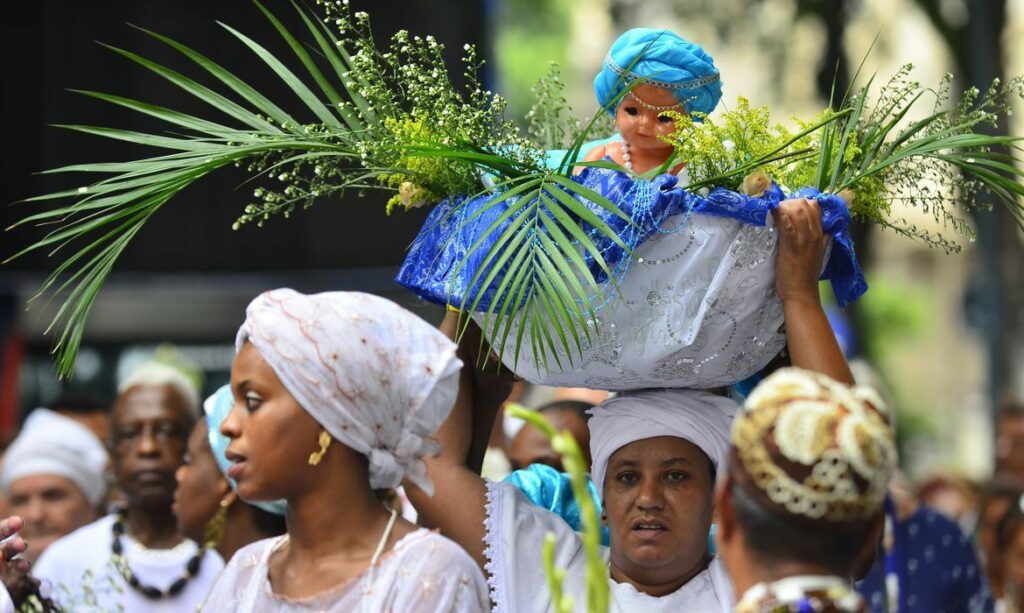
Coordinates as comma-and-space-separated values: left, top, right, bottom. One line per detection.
0, 23, 1018, 613
0, 290, 1014, 612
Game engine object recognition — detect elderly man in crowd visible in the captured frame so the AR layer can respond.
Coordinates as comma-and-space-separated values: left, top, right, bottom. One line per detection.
33, 363, 223, 612
0, 408, 108, 563
715, 367, 898, 612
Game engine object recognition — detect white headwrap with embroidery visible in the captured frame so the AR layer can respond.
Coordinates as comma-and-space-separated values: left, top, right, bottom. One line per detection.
589, 389, 737, 499
235, 289, 462, 495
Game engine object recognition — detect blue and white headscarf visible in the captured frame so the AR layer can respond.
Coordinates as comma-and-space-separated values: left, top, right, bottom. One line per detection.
594, 28, 723, 118
204, 384, 287, 516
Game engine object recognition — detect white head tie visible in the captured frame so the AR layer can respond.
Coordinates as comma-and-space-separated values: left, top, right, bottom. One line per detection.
235, 289, 462, 495
732, 367, 896, 522
1, 408, 109, 507
589, 389, 737, 500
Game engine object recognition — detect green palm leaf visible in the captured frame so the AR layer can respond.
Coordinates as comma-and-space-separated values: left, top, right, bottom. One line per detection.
451, 171, 634, 372
9, 1, 640, 379
6, 4, 380, 377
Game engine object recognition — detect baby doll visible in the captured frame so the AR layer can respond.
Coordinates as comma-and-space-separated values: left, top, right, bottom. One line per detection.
396, 28, 862, 390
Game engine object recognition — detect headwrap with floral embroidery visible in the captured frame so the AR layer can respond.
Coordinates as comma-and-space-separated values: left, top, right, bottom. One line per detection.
235, 289, 462, 495
730, 367, 897, 523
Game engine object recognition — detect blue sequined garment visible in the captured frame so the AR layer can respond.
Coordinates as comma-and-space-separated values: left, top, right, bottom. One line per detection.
395, 165, 866, 312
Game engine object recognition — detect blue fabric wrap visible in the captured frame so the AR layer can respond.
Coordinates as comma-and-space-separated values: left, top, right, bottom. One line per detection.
205, 385, 287, 516
395, 167, 867, 312
593, 28, 722, 117
504, 464, 609, 546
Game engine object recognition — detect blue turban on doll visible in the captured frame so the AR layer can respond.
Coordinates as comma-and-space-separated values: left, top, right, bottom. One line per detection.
594, 28, 722, 118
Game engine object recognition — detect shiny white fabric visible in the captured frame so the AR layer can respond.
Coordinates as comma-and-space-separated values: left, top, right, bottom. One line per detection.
481, 212, 795, 389
483, 480, 734, 612
236, 289, 461, 495
589, 389, 738, 499
0, 408, 109, 506
201, 529, 488, 612
0, 583, 11, 613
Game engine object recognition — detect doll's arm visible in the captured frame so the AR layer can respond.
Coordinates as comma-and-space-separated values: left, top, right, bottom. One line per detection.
574, 144, 609, 175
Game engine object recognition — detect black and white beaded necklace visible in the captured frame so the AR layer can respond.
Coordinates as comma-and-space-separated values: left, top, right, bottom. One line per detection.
110, 507, 207, 600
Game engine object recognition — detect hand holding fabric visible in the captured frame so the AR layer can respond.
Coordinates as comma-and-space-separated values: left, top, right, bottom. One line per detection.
773, 197, 828, 305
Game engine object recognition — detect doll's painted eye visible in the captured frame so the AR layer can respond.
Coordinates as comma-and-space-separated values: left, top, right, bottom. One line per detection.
657, 114, 673, 123
623, 106, 639, 116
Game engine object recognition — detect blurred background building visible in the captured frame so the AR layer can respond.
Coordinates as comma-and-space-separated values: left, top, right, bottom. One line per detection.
1, 0, 1022, 483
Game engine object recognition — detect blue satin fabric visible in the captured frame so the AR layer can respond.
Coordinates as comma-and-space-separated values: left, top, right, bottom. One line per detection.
395, 166, 866, 313
504, 464, 609, 546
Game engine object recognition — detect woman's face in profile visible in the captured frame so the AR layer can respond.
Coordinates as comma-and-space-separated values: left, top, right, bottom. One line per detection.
174, 421, 229, 543
221, 342, 324, 503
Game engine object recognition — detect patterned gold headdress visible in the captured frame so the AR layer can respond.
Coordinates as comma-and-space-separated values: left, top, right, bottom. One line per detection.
730, 368, 897, 523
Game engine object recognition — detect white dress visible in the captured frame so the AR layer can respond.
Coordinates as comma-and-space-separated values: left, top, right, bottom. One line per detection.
201, 528, 489, 612
484, 480, 734, 612
33, 514, 224, 613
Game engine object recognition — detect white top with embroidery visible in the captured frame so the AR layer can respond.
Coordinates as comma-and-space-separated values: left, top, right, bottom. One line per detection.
484, 480, 734, 612
33, 514, 224, 613
200, 528, 488, 612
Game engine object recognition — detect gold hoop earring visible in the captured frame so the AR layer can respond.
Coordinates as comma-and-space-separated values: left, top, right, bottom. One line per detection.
308, 429, 332, 466
203, 497, 232, 549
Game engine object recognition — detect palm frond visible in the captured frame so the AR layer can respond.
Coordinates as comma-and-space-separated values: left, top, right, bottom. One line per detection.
453, 171, 633, 371
7, 4, 374, 377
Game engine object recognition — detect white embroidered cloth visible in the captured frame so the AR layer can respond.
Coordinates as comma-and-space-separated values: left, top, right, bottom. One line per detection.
589, 389, 737, 499
480, 212, 801, 390
236, 289, 462, 495
483, 480, 734, 612
200, 529, 488, 612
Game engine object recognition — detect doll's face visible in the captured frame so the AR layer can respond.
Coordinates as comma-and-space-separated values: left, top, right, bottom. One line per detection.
616, 84, 682, 155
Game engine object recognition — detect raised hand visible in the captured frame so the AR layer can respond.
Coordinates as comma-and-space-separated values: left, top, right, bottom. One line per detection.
0, 516, 30, 574
773, 197, 828, 306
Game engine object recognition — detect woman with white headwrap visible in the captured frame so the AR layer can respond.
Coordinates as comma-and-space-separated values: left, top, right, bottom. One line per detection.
199, 289, 488, 612
407, 71, 854, 608
409, 313, 737, 611
1, 408, 109, 562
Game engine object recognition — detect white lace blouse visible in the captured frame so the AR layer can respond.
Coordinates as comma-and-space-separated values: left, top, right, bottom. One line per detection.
484, 480, 734, 612
201, 528, 488, 612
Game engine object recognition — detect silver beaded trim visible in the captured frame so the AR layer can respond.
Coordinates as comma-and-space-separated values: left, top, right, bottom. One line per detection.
605, 55, 720, 91
627, 92, 684, 112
